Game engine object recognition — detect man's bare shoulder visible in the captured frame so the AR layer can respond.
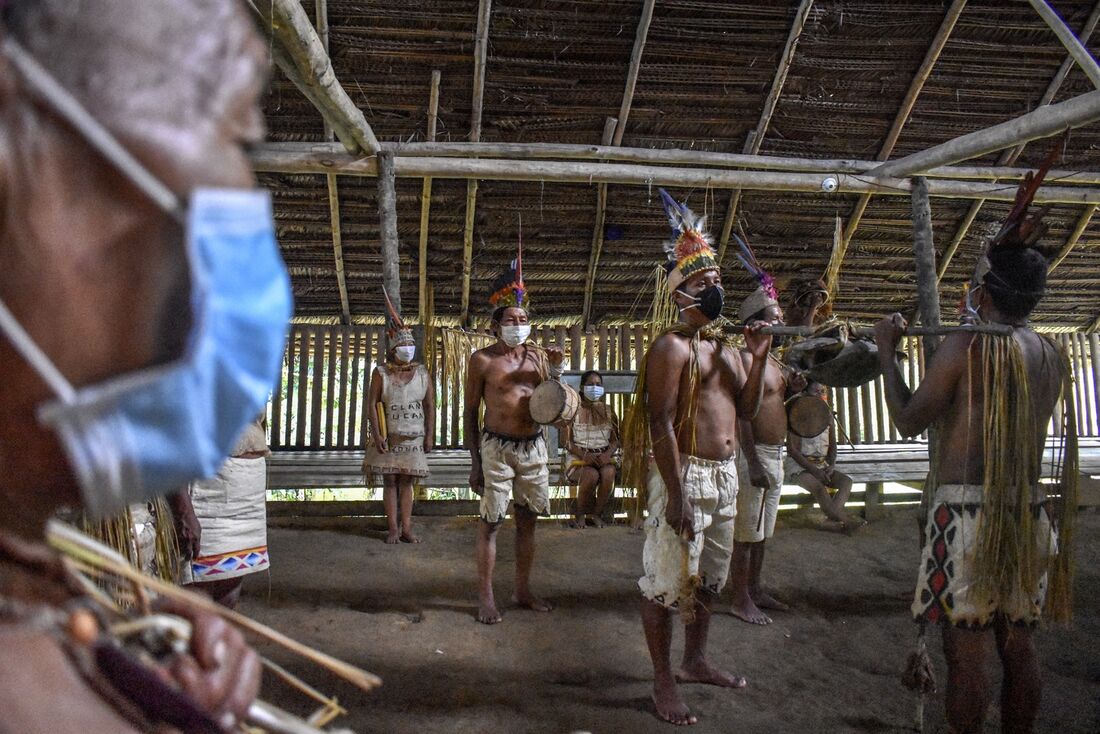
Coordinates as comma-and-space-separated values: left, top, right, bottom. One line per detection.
469, 347, 495, 367
649, 331, 691, 359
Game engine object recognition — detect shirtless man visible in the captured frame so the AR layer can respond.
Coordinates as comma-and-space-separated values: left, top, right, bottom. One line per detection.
729, 300, 802, 625
874, 243, 1067, 733
466, 305, 563, 624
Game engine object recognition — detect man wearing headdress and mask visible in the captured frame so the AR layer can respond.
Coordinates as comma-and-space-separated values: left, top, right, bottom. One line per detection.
622, 190, 771, 725
785, 277, 830, 328
727, 256, 804, 625
874, 165, 1077, 734
465, 249, 563, 624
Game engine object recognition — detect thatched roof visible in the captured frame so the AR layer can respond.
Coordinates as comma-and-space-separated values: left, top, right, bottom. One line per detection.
258, 0, 1100, 328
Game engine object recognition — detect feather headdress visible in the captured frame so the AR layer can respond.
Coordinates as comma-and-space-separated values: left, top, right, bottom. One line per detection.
658, 188, 719, 292
488, 227, 528, 310
382, 287, 415, 346
731, 230, 779, 322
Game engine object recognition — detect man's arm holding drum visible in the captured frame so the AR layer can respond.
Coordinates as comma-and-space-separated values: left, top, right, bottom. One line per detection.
647, 335, 694, 540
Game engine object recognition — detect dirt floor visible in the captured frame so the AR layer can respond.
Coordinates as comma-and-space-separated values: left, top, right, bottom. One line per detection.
240, 509, 1100, 733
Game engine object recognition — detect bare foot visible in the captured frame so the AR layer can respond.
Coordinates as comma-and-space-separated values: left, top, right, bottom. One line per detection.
652, 681, 697, 726
386, 529, 401, 544
729, 595, 771, 625
819, 519, 847, 533
566, 518, 586, 530
587, 515, 606, 528
676, 660, 747, 689
400, 529, 421, 543
477, 595, 502, 624
752, 590, 789, 612
512, 593, 553, 612
842, 518, 867, 535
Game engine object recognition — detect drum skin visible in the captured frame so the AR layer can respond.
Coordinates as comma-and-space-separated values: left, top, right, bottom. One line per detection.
787, 394, 832, 438
529, 380, 581, 425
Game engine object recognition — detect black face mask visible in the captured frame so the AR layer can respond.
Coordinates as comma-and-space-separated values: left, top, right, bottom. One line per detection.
681, 285, 725, 321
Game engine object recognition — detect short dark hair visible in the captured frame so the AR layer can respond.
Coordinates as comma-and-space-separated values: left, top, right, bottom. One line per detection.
580, 370, 602, 385
984, 247, 1048, 319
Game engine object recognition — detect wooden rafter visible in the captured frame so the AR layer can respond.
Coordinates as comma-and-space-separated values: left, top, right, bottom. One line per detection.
580, 0, 655, 326
823, 0, 967, 293
934, 0, 1100, 284
717, 0, 814, 265
1048, 203, 1097, 272
252, 0, 379, 155
314, 0, 351, 324
418, 70, 442, 323
1088, 312, 1100, 332
460, 0, 492, 327
1028, 0, 1100, 88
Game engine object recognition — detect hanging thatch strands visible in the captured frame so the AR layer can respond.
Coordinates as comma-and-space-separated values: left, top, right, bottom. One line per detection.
646, 264, 678, 338
80, 498, 181, 601
441, 328, 496, 422
822, 214, 843, 313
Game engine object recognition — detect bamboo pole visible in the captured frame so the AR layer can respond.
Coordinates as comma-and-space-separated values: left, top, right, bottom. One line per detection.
718, 0, 815, 264
251, 140, 1100, 185
824, 0, 967, 293
419, 70, 442, 322
870, 89, 1100, 179
1028, 0, 1100, 88
613, 0, 656, 145
460, 0, 492, 327
581, 118, 619, 327
1048, 203, 1097, 272
252, 0, 379, 155
377, 151, 402, 322
1087, 312, 1100, 333
248, 152, 1100, 203
911, 178, 942, 359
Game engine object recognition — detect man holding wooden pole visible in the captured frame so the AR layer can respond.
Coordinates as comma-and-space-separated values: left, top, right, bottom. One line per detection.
875, 170, 1078, 734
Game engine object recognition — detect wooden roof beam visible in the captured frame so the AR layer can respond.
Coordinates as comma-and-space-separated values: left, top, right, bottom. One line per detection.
419, 70, 442, 323
460, 0, 492, 327
581, 0, 655, 326
314, 0, 351, 324
824, 0, 967, 293
717, 0, 814, 265
934, 0, 1100, 284
251, 0, 380, 155
1048, 203, 1097, 272
1028, 0, 1100, 88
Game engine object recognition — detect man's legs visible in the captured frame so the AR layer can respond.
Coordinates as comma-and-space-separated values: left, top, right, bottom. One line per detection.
513, 504, 552, 611
187, 578, 244, 609
476, 518, 503, 624
397, 474, 420, 543
572, 466, 599, 529
641, 597, 696, 726
728, 541, 770, 624
995, 617, 1041, 734
748, 540, 787, 611
942, 624, 992, 734
382, 475, 400, 544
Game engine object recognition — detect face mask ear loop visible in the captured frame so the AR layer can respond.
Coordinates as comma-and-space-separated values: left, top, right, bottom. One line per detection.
0, 298, 77, 403
1, 38, 186, 224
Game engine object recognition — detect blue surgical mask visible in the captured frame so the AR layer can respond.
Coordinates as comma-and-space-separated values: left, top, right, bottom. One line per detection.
0, 40, 292, 518
583, 385, 604, 401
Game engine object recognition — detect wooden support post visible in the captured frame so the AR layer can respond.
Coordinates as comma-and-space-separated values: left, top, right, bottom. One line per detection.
460, 0, 492, 327
870, 89, 1100, 179
377, 151, 402, 323
1028, 0, 1100, 88
253, 0, 380, 155
911, 177, 941, 357
419, 70, 442, 322
863, 481, 883, 521
581, 117, 618, 327
825, 0, 966, 292
718, 0, 815, 264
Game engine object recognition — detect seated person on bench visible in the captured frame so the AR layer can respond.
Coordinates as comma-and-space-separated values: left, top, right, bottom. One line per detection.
563, 370, 619, 528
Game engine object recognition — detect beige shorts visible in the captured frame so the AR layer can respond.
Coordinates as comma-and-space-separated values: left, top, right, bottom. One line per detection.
912, 484, 1057, 628
638, 455, 739, 608
735, 443, 784, 542
479, 431, 550, 523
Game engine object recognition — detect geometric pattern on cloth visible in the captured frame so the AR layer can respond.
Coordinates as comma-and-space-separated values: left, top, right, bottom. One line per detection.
190, 546, 270, 580
915, 502, 976, 624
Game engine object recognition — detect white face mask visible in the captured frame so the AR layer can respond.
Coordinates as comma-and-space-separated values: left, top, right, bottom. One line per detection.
394, 345, 416, 363
500, 324, 531, 348
583, 385, 604, 401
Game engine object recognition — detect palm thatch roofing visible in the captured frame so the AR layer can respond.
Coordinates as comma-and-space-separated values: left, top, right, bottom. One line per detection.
256, 0, 1100, 329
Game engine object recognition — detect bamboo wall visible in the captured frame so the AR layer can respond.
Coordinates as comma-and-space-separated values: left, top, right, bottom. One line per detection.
266, 325, 1100, 451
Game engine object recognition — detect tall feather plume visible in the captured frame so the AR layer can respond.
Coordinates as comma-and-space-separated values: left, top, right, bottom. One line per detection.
990, 136, 1063, 255
515, 215, 525, 306
731, 229, 777, 301
382, 286, 405, 330
658, 188, 711, 256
